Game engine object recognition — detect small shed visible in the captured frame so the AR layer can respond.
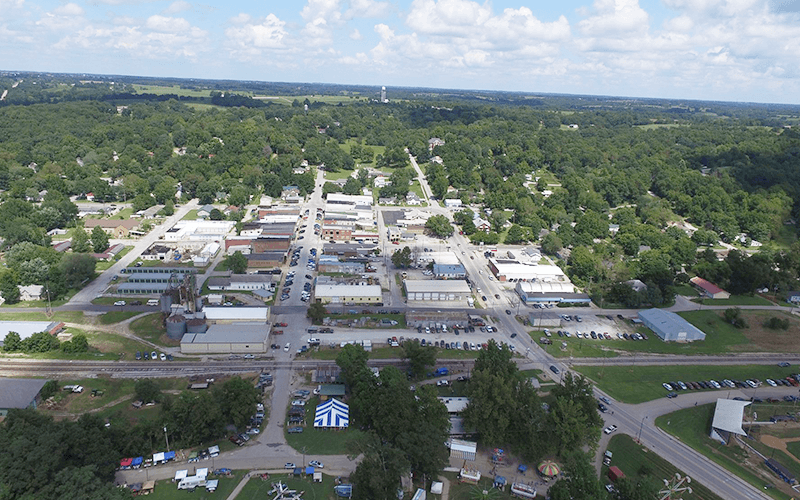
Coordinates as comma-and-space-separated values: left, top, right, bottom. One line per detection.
608, 466, 625, 482
430, 482, 443, 495
313, 472, 323, 483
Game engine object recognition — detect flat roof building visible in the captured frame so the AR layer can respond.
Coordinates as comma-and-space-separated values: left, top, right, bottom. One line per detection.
203, 307, 270, 324
180, 324, 268, 354
515, 282, 590, 304
488, 259, 568, 283
404, 280, 471, 301
638, 308, 706, 342
314, 284, 382, 304
206, 274, 278, 291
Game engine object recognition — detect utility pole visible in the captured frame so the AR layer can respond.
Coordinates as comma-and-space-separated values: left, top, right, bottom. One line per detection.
164, 425, 170, 451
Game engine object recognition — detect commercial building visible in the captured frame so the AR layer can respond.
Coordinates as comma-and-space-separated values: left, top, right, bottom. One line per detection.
690, 277, 731, 299
314, 284, 382, 304
203, 307, 270, 324
141, 244, 173, 261
163, 220, 235, 242
638, 308, 706, 342
322, 224, 353, 241
251, 235, 292, 252
433, 263, 467, 279
488, 259, 568, 283
326, 193, 373, 207
180, 324, 268, 354
246, 252, 285, 268
0, 378, 48, 416
206, 274, 278, 292
318, 257, 366, 274
83, 219, 141, 238
404, 280, 471, 302
515, 282, 590, 305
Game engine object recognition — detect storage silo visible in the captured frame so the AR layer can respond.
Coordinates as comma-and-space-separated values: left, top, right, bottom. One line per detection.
165, 314, 187, 339
186, 318, 207, 334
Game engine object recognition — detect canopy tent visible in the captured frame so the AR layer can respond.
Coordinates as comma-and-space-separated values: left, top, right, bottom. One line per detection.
537, 461, 560, 477
164, 451, 176, 461
305, 466, 315, 475
196, 467, 209, 479
430, 482, 443, 495
208, 445, 220, 456
131, 457, 143, 468
314, 398, 349, 429
120, 458, 133, 469
174, 470, 188, 482
518, 464, 528, 473
205, 479, 219, 492
153, 452, 165, 463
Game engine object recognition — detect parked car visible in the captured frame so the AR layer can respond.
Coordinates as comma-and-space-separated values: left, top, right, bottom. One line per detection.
604, 425, 618, 434
284, 463, 296, 469
309, 460, 324, 469
114, 300, 126, 306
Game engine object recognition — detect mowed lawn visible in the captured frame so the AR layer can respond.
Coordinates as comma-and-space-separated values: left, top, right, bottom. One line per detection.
603, 434, 722, 500
236, 472, 337, 500
609, 310, 800, 355
284, 396, 362, 455
143, 470, 245, 500
574, 364, 798, 404
656, 405, 788, 499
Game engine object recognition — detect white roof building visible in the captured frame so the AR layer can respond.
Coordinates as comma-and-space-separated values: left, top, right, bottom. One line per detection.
488, 259, 568, 283
710, 398, 751, 444
180, 324, 268, 354
314, 284, 383, 304
326, 193, 374, 207
164, 220, 235, 242
202, 307, 270, 323
404, 280, 471, 301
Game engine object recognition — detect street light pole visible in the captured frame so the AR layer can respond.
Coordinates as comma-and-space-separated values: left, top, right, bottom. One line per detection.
164, 426, 170, 451
637, 416, 648, 443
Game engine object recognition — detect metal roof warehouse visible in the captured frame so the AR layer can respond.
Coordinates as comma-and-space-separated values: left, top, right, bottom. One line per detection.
638, 308, 706, 342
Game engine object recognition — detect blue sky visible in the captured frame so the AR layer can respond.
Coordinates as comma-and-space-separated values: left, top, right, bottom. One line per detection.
1, 0, 799, 103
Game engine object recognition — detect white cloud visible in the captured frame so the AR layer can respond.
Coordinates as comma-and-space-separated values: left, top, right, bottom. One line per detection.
301, 0, 342, 23
339, 52, 369, 64
350, 28, 362, 39
577, 0, 649, 36
146, 15, 191, 33
55, 21, 209, 59
54, 3, 83, 16
163, 1, 191, 15
346, 0, 391, 18
225, 13, 288, 57
36, 3, 86, 31
406, 0, 493, 37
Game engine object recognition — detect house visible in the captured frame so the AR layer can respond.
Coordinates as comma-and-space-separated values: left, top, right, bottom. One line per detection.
18, 285, 44, 301
474, 218, 491, 232
141, 244, 173, 261
196, 205, 215, 219
625, 279, 648, 293
83, 219, 141, 238
428, 137, 446, 150
281, 186, 300, 199
52, 240, 71, 253
406, 193, 422, 206
0, 378, 49, 417
444, 199, 462, 209
689, 277, 731, 299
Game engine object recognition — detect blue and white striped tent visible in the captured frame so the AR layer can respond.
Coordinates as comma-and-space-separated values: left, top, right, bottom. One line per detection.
314, 398, 349, 429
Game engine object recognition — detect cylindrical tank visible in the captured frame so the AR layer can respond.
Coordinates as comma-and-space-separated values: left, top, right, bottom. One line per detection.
160, 294, 173, 314
165, 314, 187, 339
186, 318, 207, 334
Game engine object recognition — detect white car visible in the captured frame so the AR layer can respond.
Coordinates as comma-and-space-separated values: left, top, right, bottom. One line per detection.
113, 300, 126, 306
291, 400, 305, 406
766, 378, 777, 387
159, 353, 166, 361
710, 380, 721, 389
284, 343, 290, 352
604, 425, 618, 434
309, 460, 324, 469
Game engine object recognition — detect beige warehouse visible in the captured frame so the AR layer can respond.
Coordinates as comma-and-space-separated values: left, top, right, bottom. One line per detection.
180, 324, 268, 354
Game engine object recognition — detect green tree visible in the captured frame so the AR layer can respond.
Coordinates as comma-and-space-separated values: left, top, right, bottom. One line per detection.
0, 271, 20, 304
134, 379, 161, 403
425, 214, 454, 238
541, 232, 563, 256
401, 340, 437, 380
504, 224, 528, 244
348, 432, 409, 500
90, 226, 109, 253
216, 376, 259, 430
307, 302, 327, 324
60, 334, 89, 353
336, 343, 371, 389
342, 176, 362, 195
209, 208, 225, 220
70, 228, 91, 253
548, 451, 606, 500
3, 331, 21, 351
59, 253, 96, 289
162, 199, 175, 216
225, 251, 248, 274
391, 246, 412, 269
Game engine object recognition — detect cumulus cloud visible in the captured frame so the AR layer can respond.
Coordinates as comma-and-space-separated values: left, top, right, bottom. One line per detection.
146, 15, 191, 33
349, 28, 362, 39
55, 21, 209, 59
577, 0, 649, 36
225, 13, 289, 58
163, 1, 191, 15
346, 0, 391, 18
36, 3, 86, 31
301, 0, 342, 23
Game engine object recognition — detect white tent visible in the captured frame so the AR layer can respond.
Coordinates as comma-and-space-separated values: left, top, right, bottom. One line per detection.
153, 452, 165, 463
314, 398, 349, 429
710, 398, 751, 444
196, 467, 209, 479
174, 470, 188, 482
431, 482, 443, 494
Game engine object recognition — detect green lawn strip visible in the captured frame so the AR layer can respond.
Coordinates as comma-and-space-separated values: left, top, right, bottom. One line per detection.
574, 364, 798, 404
701, 295, 774, 306
182, 209, 200, 220
42, 377, 186, 414
144, 470, 245, 500
132, 84, 212, 97
604, 434, 722, 500
674, 284, 700, 297
0, 310, 85, 322
284, 395, 361, 455
655, 405, 785, 499
98, 311, 141, 324
786, 441, 800, 461
87, 331, 156, 360
541, 338, 619, 358
442, 471, 517, 500
236, 472, 336, 500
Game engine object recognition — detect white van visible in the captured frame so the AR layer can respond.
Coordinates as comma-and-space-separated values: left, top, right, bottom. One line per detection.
146, 299, 159, 306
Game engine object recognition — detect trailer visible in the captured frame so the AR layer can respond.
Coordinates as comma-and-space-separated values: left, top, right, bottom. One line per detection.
177, 476, 206, 490
510, 482, 537, 499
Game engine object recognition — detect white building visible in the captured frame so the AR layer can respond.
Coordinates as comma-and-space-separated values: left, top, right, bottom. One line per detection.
444, 199, 462, 209
164, 220, 236, 242
326, 193, 374, 207
181, 324, 268, 354
488, 259, 568, 283
314, 284, 383, 304
404, 280, 471, 301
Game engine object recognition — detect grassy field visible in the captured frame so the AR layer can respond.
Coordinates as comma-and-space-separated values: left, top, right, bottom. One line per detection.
541, 338, 619, 359
0, 310, 85, 323
236, 472, 337, 500
132, 84, 212, 97
700, 295, 774, 306
787, 441, 800, 461
41, 377, 187, 415
182, 209, 200, 220
656, 405, 787, 499
442, 471, 517, 500
574, 364, 799, 404
129, 313, 179, 347
284, 396, 362, 455
87, 331, 156, 361
605, 310, 800, 356
98, 311, 141, 324
674, 284, 700, 296
603, 434, 722, 500
144, 470, 245, 500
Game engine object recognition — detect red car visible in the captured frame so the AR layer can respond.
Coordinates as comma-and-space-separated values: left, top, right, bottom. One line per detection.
272, 330, 284, 335
276, 322, 288, 327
